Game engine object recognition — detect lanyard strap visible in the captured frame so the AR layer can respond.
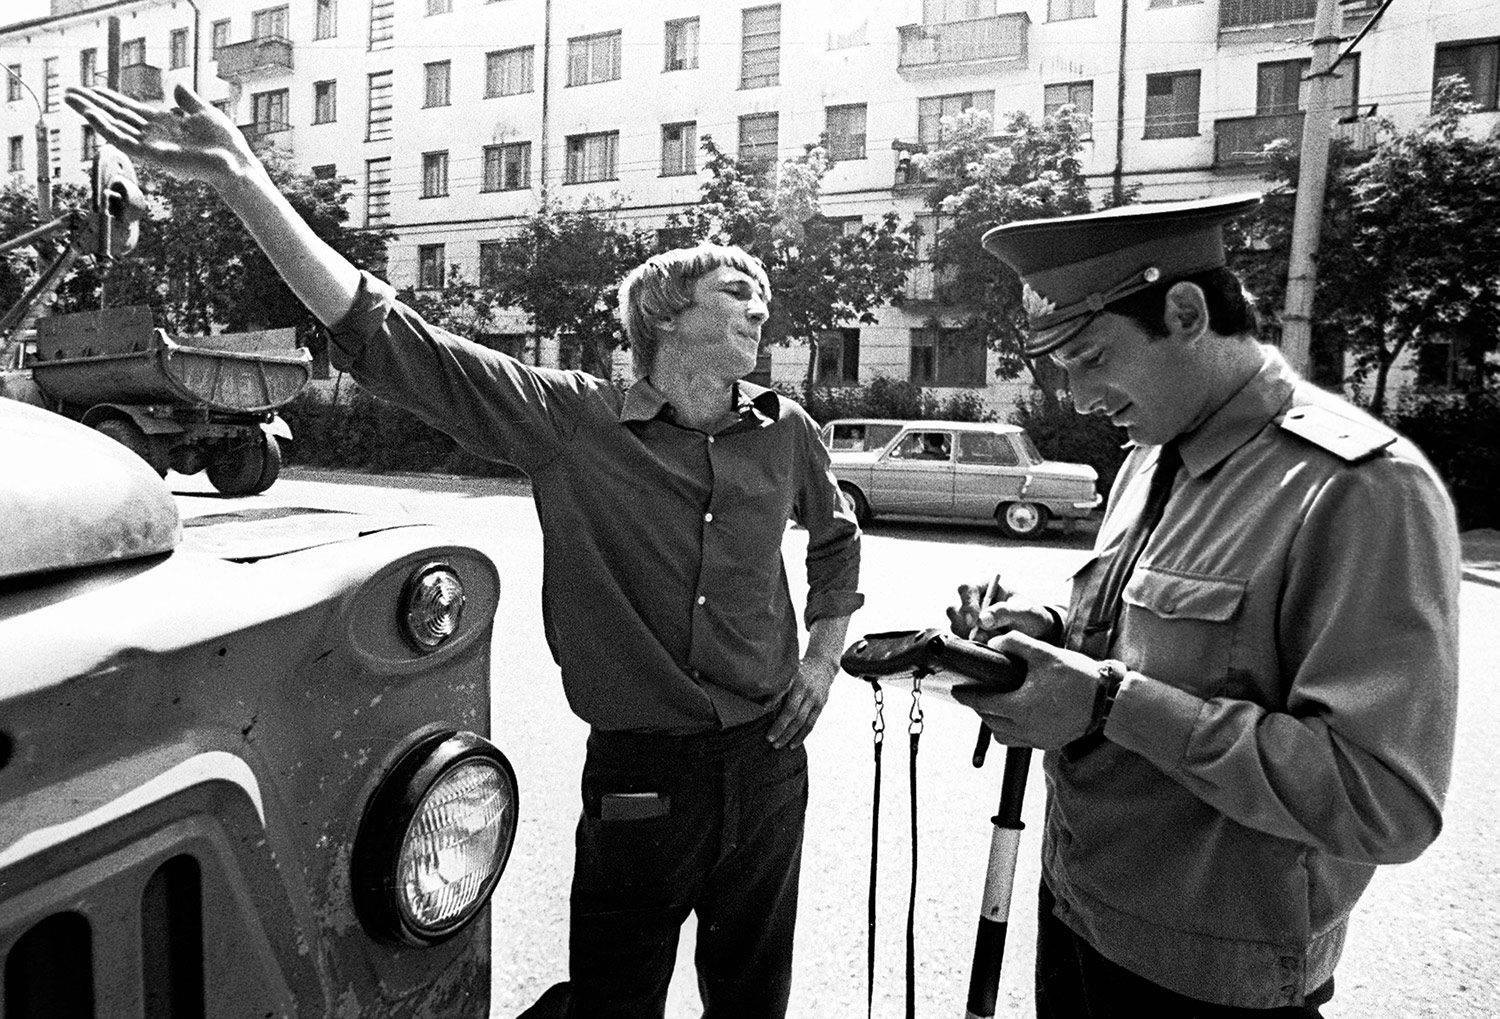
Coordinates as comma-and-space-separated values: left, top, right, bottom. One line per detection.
867, 682, 884, 1019
867, 678, 925, 1019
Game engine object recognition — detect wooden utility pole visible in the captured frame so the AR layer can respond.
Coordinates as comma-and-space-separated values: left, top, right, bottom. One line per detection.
1280, 0, 1343, 374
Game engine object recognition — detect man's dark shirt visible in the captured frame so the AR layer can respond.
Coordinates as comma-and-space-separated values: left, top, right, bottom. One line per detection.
330, 273, 863, 733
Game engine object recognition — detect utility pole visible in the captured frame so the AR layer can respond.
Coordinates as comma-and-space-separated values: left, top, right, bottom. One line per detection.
1280, 0, 1343, 375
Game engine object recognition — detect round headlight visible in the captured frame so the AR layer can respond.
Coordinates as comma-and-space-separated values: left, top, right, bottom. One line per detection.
402, 563, 466, 652
353, 732, 520, 946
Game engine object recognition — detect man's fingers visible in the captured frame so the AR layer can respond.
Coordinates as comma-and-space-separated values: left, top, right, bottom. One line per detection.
173, 82, 208, 114
70, 86, 152, 129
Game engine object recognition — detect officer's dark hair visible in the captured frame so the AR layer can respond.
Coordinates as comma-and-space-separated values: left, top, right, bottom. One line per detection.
1106, 267, 1258, 340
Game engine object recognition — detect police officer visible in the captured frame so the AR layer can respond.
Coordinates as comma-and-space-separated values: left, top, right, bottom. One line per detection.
948, 194, 1460, 1016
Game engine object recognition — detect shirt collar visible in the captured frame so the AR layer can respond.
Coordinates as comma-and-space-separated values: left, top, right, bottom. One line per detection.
1176, 344, 1297, 479
619, 376, 782, 429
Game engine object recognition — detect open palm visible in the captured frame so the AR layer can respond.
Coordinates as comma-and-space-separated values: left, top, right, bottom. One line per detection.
64, 83, 251, 184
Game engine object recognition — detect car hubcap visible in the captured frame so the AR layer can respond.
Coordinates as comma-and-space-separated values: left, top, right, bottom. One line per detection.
1006, 503, 1040, 532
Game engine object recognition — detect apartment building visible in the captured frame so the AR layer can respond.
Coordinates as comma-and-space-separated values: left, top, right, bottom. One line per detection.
3, 0, 1496, 409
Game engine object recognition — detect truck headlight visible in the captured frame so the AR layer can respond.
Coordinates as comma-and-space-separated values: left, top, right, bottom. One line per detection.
401, 562, 466, 652
353, 731, 519, 946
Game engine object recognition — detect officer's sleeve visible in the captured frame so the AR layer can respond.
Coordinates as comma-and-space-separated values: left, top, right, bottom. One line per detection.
1104, 455, 1460, 864
327, 271, 596, 474
791, 411, 864, 628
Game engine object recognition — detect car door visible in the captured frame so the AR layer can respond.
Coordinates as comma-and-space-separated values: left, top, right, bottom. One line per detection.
871, 428, 957, 516
953, 429, 1029, 519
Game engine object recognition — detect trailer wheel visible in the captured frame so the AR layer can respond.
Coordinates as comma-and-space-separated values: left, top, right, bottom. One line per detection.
95, 418, 167, 476
208, 433, 281, 496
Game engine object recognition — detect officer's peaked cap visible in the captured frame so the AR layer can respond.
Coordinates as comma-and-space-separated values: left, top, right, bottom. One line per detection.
981, 193, 1263, 356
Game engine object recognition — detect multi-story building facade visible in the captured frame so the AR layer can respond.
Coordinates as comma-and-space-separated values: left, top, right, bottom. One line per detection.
3, 0, 1496, 410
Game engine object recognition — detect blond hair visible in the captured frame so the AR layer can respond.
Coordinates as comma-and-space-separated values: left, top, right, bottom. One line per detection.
617, 244, 771, 377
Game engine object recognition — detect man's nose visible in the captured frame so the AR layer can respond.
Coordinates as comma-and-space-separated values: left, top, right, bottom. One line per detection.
746, 297, 769, 323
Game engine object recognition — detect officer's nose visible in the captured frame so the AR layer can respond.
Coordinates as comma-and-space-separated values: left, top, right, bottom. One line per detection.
1065, 373, 1107, 416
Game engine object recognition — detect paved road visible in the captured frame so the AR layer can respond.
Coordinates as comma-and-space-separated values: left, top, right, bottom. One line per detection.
176, 468, 1500, 1017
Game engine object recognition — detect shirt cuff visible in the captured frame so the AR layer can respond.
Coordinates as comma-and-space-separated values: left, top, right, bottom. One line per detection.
1102, 671, 1204, 771
327, 271, 397, 372
804, 590, 865, 629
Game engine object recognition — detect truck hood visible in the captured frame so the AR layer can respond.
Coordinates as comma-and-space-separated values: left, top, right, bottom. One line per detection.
0, 399, 180, 580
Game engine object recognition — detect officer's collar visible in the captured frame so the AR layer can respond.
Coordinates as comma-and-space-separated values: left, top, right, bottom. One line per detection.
1175, 344, 1296, 479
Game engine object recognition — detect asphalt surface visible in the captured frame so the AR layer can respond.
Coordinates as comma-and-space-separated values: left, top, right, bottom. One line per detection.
176, 468, 1500, 1017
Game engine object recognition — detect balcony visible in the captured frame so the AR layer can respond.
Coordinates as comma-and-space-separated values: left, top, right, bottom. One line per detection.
897, 14, 1028, 79
239, 121, 292, 152
1213, 111, 1380, 168
1220, 0, 1377, 41
118, 62, 163, 101
215, 36, 294, 82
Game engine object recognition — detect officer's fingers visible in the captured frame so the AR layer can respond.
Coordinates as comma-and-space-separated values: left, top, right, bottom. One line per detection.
988, 629, 1052, 663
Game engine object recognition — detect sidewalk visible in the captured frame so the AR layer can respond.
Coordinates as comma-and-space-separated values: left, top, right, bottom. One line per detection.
1461, 528, 1500, 588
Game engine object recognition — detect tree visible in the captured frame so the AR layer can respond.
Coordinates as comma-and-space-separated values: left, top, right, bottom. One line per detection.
1228, 78, 1500, 414
397, 262, 500, 338
481, 198, 655, 379
912, 106, 1103, 409
675, 137, 917, 387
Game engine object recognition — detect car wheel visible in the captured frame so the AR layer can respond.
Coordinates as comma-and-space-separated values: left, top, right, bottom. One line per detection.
95, 418, 168, 476
996, 501, 1049, 539
208, 432, 277, 496
839, 482, 873, 527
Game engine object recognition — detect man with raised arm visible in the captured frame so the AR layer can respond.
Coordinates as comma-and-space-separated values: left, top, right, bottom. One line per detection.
68, 83, 861, 1018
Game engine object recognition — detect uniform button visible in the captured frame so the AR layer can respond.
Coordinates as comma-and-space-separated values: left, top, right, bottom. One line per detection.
704, 512, 714, 522
697, 595, 706, 606
690, 669, 701, 680
1160, 600, 1177, 614
707, 435, 715, 444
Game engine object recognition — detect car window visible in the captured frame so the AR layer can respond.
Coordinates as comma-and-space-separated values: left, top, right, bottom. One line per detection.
956, 431, 1020, 466
830, 423, 873, 451
1017, 433, 1044, 463
889, 430, 953, 462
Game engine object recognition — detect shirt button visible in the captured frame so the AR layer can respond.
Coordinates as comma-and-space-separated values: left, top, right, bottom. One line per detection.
704, 512, 714, 523
707, 435, 715, 444
697, 595, 706, 606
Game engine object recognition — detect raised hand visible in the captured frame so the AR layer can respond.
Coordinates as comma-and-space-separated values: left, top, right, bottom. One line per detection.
64, 83, 254, 187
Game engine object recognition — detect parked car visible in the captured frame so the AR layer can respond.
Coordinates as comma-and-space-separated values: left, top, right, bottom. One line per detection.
820, 418, 1102, 538
0, 398, 517, 1016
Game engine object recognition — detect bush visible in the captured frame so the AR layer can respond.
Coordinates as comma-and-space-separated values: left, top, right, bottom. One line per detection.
1012, 393, 1130, 498
1388, 390, 1500, 530
786, 377, 998, 425
279, 386, 523, 477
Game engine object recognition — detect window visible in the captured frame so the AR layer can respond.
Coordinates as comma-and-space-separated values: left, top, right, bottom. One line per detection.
369, 0, 394, 51
823, 215, 865, 238
48, 127, 59, 177
423, 61, 451, 108
211, 20, 230, 56
80, 48, 97, 85
315, 0, 337, 39
81, 124, 98, 161
567, 31, 622, 86
917, 91, 994, 147
170, 29, 189, 69
479, 241, 504, 286
737, 112, 778, 166
741, 5, 781, 89
478, 333, 529, 359
427, 0, 452, 14
367, 70, 392, 141
825, 103, 867, 160
482, 141, 530, 191
486, 47, 533, 97
564, 131, 619, 183
417, 244, 445, 290
313, 80, 336, 123
1047, 0, 1095, 20
665, 17, 699, 71
816, 328, 860, 385
923, 0, 994, 22
661, 121, 696, 176
1256, 59, 1305, 114
251, 88, 289, 132
42, 58, 58, 113
909, 328, 985, 386
657, 226, 693, 251
889, 429, 954, 461
1043, 80, 1093, 138
1433, 39, 1499, 112
253, 6, 289, 40
365, 156, 391, 226
1144, 70, 1201, 138
422, 150, 449, 197
311, 163, 336, 179
120, 39, 145, 66
6, 67, 21, 103
8, 135, 23, 172
956, 431, 1020, 466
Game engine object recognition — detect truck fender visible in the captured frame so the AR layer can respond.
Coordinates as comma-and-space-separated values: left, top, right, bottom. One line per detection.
79, 403, 185, 435
263, 415, 293, 441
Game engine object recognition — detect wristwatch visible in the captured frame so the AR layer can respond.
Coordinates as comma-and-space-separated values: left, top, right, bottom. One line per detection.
1087, 659, 1130, 737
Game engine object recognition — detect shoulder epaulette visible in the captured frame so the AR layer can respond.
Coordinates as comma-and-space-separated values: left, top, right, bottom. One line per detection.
1279, 404, 1396, 463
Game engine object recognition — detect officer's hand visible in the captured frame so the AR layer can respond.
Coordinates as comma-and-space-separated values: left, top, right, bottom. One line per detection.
951, 632, 1103, 751
768, 655, 838, 750
947, 574, 1056, 643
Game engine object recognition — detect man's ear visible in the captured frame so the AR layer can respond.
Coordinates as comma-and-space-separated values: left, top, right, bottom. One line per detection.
1163, 281, 1209, 343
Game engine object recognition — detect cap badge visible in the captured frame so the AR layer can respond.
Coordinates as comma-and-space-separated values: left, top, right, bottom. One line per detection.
1021, 283, 1057, 321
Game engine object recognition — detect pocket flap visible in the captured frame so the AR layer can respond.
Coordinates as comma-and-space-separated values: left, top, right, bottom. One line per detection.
1122, 568, 1245, 622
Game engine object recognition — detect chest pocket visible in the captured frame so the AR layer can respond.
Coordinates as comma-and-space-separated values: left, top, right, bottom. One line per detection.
1119, 567, 1246, 696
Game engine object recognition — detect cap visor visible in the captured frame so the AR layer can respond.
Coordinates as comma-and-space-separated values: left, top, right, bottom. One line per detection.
1023, 316, 1092, 358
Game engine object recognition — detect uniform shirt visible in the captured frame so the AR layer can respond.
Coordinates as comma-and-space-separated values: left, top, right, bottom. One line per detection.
1047, 346, 1459, 1008
328, 273, 863, 733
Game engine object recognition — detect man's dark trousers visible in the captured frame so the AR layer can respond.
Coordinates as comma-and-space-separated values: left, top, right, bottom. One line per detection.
566, 713, 808, 1018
